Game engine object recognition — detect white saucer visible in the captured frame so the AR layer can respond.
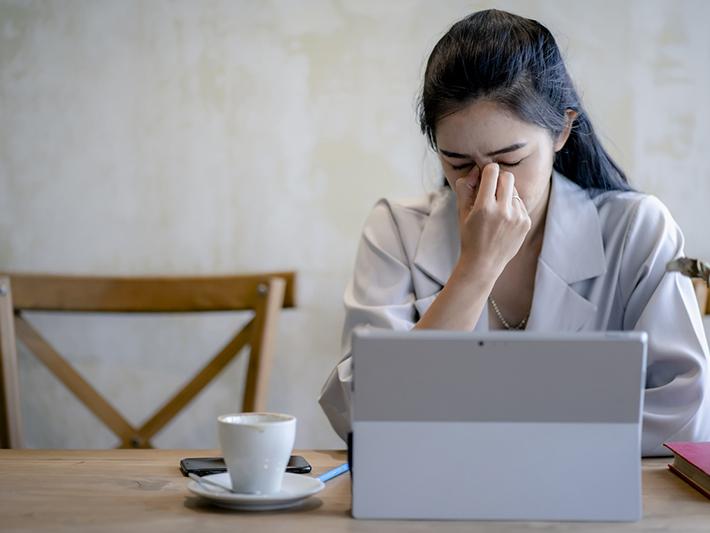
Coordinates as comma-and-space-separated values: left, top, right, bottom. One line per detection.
187, 472, 325, 511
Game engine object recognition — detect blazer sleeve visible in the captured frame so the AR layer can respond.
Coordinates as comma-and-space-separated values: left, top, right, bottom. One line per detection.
318, 199, 418, 441
620, 196, 710, 456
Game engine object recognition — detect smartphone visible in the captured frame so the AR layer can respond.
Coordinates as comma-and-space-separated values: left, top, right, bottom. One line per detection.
179, 455, 312, 477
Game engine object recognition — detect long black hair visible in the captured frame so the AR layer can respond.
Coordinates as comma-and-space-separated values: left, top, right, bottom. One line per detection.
418, 9, 631, 192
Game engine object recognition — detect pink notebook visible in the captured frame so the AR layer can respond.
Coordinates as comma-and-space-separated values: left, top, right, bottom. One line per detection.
663, 441, 710, 499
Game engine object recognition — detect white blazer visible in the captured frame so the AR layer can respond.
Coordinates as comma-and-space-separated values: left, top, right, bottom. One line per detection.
319, 171, 710, 456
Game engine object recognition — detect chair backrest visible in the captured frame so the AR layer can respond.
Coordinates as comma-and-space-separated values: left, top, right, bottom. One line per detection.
0, 272, 296, 449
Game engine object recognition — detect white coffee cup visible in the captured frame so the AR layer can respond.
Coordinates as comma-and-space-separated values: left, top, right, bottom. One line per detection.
217, 412, 296, 494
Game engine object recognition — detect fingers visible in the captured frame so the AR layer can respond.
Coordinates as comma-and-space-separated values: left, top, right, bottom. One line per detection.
499, 174, 529, 222
476, 163, 499, 207
511, 186, 531, 234
487, 166, 527, 215
477, 164, 524, 214
511, 185, 527, 213
454, 165, 480, 212
455, 162, 532, 272
496, 170, 515, 207
457, 163, 528, 217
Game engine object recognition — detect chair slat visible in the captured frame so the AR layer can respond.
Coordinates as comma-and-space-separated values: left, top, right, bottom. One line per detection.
4, 273, 296, 312
133, 320, 254, 446
15, 315, 142, 443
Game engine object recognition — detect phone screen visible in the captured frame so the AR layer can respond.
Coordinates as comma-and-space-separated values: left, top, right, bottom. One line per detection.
179, 455, 311, 476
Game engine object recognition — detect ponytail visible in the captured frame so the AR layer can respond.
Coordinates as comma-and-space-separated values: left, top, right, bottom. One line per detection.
554, 111, 632, 192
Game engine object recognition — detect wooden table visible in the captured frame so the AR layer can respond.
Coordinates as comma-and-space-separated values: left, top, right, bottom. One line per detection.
0, 450, 707, 532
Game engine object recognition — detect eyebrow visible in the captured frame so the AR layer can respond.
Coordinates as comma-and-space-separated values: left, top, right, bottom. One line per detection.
439, 142, 527, 159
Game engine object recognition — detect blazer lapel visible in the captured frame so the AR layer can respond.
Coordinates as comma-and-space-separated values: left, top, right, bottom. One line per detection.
526, 260, 598, 331
526, 172, 606, 332
412, 189, 459, 289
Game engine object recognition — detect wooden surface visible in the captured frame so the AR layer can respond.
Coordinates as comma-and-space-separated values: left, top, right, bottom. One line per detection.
0, 450, 708, 532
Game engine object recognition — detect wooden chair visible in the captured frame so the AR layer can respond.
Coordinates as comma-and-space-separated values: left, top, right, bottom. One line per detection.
0, 272, 295, 449
693, 279, 709, 316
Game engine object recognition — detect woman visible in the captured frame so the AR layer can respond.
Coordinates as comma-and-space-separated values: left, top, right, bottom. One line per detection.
319, 9, 710, 456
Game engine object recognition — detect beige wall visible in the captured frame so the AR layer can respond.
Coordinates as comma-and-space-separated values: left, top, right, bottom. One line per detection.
1, 0, 709, 449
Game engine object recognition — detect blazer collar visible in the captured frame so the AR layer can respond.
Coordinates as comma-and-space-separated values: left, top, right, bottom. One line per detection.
537, 170, 606, 285
413, 171, 606, 331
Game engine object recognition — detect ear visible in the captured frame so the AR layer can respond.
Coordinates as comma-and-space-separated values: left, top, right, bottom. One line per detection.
553, 109, 578, 152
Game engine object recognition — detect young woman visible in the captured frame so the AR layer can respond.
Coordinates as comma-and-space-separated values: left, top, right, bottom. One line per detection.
319, 9, 710, 456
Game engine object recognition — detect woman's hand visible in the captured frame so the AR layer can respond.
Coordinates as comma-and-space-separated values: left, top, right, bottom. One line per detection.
414, 162, 532, 331
453, 162, 532, 279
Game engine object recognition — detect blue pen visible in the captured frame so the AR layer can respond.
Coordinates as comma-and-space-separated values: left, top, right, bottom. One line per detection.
317, 463, 350, 483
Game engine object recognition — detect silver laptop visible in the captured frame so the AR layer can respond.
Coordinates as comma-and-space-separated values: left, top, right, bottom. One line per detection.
350, 329, 647, 521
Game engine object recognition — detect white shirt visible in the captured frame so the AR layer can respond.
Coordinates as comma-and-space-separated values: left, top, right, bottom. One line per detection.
319, 171, 710, 456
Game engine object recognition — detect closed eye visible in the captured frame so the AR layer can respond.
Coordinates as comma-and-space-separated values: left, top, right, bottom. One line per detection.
451, 159, 523, 171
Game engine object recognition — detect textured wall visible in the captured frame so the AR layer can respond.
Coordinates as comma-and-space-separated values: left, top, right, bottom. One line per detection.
1, 0, 709, 449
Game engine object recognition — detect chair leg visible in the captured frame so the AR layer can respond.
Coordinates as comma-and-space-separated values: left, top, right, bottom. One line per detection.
0, 277, 23, 448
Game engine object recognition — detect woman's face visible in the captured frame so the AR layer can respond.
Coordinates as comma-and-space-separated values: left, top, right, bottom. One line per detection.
435, 99, 568, 221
